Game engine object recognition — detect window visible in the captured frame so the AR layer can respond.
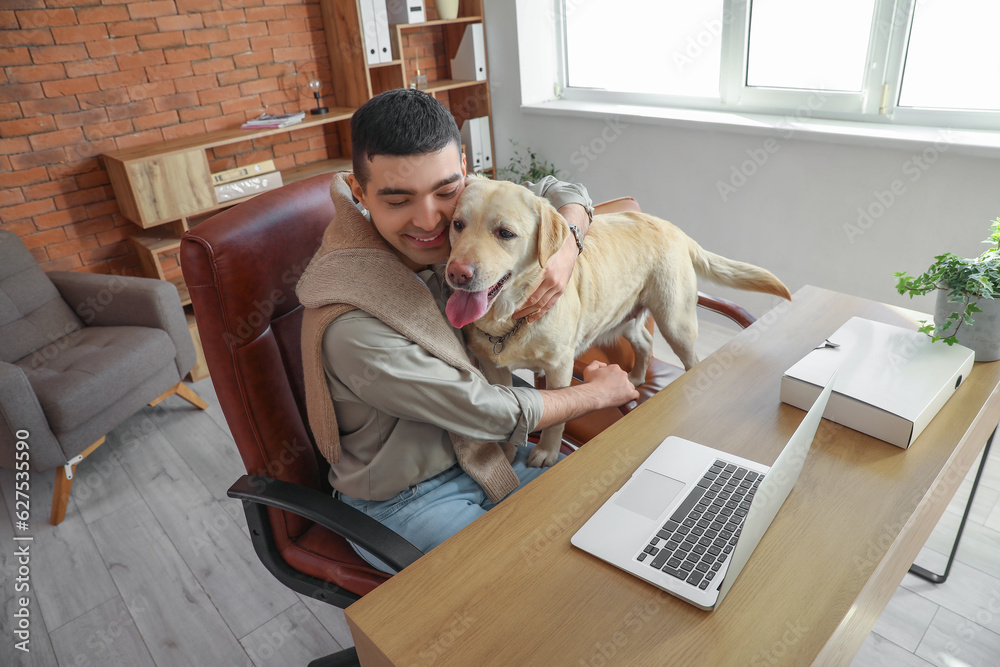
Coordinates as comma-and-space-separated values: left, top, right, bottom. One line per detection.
557, 0, 1000, 131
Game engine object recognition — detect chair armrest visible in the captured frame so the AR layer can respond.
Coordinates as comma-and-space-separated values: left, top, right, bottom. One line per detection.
697, 291, 756, 329
228, 475, 424, 573
48, 271, 195, 378
0, 362, 61, 471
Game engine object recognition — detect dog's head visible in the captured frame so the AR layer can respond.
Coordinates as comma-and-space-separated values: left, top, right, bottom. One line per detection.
444, 176, 569, 328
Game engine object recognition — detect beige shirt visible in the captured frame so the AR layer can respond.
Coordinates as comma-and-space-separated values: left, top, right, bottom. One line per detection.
322, 270, 543, 500
321, 177, 591, 500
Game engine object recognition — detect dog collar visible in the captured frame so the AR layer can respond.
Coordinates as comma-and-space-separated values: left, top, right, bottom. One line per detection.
478, 316, 527, 354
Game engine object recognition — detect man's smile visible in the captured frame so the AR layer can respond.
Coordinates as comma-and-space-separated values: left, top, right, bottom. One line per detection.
405, 227, 448, 247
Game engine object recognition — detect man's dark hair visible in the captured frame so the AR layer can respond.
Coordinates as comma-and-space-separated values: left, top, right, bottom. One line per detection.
350, 88, 462, 190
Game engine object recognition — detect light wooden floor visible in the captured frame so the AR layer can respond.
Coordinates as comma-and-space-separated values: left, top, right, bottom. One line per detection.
1, 316, 997, 667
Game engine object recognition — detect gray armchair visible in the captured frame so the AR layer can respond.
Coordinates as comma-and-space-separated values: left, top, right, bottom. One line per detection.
0, 229, 207, 524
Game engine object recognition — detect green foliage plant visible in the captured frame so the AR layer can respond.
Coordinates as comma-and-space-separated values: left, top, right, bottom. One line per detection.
894, 217, 1000, 345
497, 140, 562, 183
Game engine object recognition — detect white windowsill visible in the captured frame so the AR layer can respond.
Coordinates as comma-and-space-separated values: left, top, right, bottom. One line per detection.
522, 99, 1000, 158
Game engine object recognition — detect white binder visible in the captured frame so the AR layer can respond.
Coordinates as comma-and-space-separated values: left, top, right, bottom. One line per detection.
478, 115, 492, 169
780, 317, 974, 448
386, 0, 425, 24
449, 22, 486, 81
372, 0, 393, 63
358, 0, 381, 65
461, 118, 483, 172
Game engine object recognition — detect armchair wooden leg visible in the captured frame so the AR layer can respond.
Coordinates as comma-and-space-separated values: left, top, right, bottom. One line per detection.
50, 436, 105, 525
149, 381, 208, 410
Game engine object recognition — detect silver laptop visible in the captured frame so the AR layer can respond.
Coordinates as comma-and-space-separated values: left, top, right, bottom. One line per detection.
571, 373, 836, 611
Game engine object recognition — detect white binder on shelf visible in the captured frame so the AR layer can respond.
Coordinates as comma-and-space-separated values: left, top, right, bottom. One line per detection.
461, 118, 483, 172
359, 0, 381, 65
386, 0, 425, 24
449, 22, 486, 81
371, 0, 394, 63
478, 116, 492, 169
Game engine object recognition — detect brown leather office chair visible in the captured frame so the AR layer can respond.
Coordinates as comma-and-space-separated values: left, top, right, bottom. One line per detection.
180, 174, 419, 667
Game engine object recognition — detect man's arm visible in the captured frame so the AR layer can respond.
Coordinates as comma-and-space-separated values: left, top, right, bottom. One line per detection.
515, 176, 594, 321
325, 313, 635, 442
535, 360, 638, 430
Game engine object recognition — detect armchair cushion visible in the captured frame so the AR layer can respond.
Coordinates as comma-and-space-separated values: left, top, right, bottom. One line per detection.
0, 231, 83, 364
15, 326, 176, 434
48, 271, 196, 379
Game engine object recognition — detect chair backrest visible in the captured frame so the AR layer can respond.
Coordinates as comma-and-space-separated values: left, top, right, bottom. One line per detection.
180, 174, 336, 544
0, 230, 83, 365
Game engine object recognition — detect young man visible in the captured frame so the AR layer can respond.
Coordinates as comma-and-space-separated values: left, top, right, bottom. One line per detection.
297, 89, 638, 572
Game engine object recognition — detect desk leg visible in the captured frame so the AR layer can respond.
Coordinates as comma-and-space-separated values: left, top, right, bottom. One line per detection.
908, 425, 996, 584
307, 647, 359, 667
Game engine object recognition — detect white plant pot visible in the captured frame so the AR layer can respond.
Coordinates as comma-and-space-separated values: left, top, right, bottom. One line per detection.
935, 290, 1000, 362
435, 0, 459, 20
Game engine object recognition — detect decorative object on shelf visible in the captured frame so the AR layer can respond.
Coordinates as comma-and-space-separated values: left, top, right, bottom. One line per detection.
895, 216, 1000, 361
434, 0, 459, 20
308, 78, 329, 115
409, 68, 428, 90
241, 112, 305, 129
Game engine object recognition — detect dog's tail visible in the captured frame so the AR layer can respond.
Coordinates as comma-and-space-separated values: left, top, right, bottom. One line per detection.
689, 240, 792, 300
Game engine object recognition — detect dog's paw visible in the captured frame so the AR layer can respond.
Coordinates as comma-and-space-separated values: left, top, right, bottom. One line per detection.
527, 446, 559, 468
502, 442, 517, 463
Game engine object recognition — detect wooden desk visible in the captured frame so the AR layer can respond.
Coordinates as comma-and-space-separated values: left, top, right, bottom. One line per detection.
345, 286, 1000, 666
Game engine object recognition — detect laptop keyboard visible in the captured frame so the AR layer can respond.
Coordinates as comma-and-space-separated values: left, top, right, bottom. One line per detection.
636, 460, 763, 591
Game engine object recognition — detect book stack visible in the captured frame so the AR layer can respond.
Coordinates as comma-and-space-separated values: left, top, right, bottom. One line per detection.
212, 159, 284, 203
241, 112, 305, 129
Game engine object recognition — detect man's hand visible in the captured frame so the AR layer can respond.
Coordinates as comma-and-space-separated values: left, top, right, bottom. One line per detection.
581, 360, 640, 407
535, 360, 640, 431
513, 236, 577, 322
513, 202, 590, 322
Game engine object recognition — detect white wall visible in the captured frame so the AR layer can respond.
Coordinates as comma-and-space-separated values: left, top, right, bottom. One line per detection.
484, 1, 1000, 320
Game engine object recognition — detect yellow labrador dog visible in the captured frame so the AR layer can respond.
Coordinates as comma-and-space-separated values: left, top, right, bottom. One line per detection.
445, 178, 791, 467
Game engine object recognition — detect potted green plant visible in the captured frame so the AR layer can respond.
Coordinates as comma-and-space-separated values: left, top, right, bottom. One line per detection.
894, 217, 1000, 361
497, 140, 563, 184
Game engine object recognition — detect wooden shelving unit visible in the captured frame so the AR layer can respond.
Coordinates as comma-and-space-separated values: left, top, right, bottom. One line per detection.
101, 0, 496, 380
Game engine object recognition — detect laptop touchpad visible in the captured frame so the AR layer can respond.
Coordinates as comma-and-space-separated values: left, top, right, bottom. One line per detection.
614, 469, 686, 521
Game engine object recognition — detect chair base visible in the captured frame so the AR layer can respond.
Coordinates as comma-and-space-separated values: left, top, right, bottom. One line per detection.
149, 381, 208, 410
50, 436, 105, 525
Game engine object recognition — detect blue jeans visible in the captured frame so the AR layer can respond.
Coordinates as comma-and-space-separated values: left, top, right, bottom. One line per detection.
339, 444, 563, 573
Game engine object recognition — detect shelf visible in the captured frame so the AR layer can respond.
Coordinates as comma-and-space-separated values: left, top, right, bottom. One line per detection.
168, 274, 190, 306
397, 15, 483, 30
105, 107, 356, 162
424, 78, 487, 94
283, 158, 353, 184
130, 228, 182, 255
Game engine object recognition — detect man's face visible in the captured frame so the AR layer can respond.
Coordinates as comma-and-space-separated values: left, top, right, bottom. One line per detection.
350, 143, 467, 271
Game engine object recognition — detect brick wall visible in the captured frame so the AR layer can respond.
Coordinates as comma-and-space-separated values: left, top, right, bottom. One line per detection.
0, 0, 334, 275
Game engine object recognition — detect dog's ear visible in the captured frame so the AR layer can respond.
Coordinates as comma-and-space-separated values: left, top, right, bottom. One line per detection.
536, 199, 569, 268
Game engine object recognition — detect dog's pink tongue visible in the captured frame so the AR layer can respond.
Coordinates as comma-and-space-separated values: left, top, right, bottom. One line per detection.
446, 289, 489, 328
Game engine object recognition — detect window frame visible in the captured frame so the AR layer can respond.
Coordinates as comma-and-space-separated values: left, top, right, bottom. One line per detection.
554, 0, 1000, 132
